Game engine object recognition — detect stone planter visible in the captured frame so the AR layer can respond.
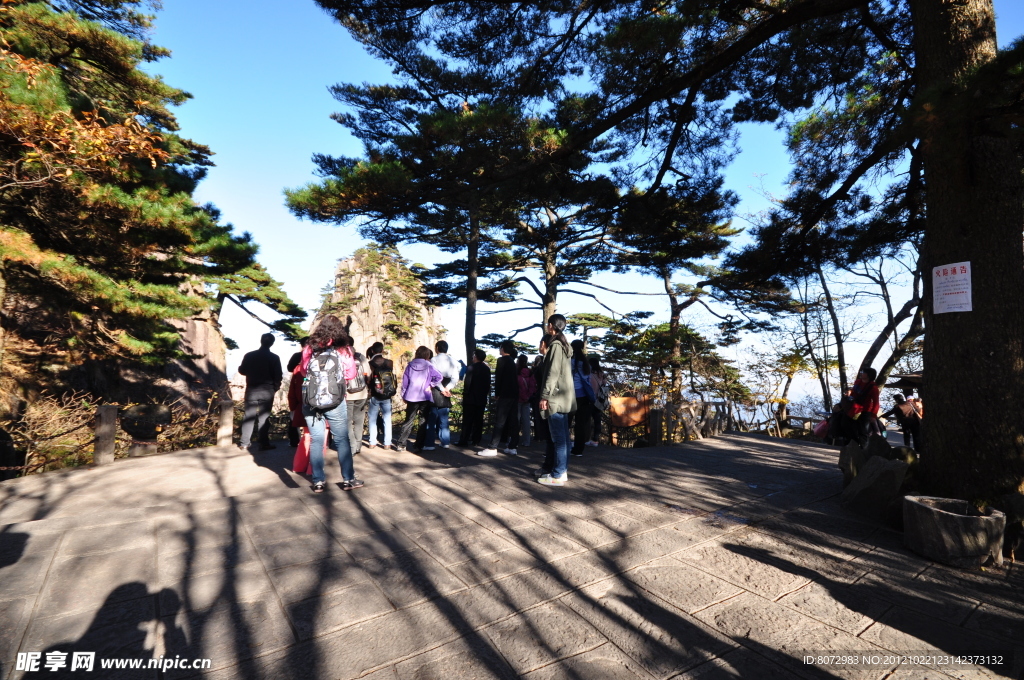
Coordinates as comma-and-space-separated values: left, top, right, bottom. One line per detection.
904, 496, 1005, 568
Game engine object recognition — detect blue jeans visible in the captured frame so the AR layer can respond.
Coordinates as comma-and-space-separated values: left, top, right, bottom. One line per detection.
426, 407, 451, 447
541, 412, 571, 477
367, 397, 392, 447
303, 402, 354, 484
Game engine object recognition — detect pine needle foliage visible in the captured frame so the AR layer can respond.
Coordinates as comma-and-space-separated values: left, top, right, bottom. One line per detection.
0, 0, 304, 386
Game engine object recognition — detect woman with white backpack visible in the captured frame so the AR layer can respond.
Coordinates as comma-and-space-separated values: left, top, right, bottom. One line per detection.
300, 314, 364, 493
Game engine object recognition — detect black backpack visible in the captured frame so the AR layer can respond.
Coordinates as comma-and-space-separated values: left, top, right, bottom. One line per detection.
371, 362, 397, 399
304, 350, 345, 413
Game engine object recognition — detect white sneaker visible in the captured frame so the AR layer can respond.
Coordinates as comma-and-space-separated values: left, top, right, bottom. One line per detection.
537, 473, 567, 486
504, 448, 518, 456
441, 444, 449, 449
477, 448, 499, 457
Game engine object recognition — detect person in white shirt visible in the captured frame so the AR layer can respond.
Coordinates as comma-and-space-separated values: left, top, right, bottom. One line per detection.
422, 340, 461, 450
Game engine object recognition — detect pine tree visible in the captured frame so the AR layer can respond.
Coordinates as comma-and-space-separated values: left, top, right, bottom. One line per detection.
317, 0, 1024, 502
0, 1, 304, 400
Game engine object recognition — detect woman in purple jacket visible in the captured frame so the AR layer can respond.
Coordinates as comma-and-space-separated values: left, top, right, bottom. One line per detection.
394, 346, 449, 451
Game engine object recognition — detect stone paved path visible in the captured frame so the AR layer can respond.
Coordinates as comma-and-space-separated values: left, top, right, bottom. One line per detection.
1, 434, 1021, 679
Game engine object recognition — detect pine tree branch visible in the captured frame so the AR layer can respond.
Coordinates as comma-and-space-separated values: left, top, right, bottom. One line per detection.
506, 322, 544, 338
478, 306, 541, 315
798, 129, 909, 237
224, 294, 278, 330
559, 289, 620, 315
569, 280, 665, 296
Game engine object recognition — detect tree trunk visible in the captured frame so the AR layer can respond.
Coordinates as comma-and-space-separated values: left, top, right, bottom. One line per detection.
912, 0, 1024, 500
542, 251, 557, 323
464, 214, 480, 360
876, 305, 925, 385
859, 292, 920, 374
777, 374, 794, 424
817, 265, 848, 395
0, 260, 7, 375
799, 293, 834, 411
663, 271, 684, 413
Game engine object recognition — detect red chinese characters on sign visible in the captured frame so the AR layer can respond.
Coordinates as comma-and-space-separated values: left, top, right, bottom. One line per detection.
932, 261, 972, 314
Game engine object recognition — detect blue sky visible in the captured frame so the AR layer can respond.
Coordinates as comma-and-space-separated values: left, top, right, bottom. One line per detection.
144, 1, 1024, 377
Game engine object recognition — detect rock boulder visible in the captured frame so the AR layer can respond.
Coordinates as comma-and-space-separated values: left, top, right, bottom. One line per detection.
840, 456, 908, 520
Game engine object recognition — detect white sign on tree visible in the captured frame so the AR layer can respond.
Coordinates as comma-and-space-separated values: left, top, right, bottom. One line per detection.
933, 261, 972, 314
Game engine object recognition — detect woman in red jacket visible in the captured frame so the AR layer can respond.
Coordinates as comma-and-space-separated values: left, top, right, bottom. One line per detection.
845, 367, 880, 446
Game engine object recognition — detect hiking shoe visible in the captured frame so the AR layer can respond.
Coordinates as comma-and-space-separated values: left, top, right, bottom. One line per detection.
537, 473, 567, 486
477, 448, 499, 457
503, 448, 518, 456
341, 479, 364, 490
312, 482, 325, 494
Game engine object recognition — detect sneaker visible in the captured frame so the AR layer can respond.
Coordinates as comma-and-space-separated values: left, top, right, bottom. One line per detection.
341, 479, 365, 490
312, 482, 325, 494
477, 448, 499, 457
586, 440, 599, 447
503, 448, 518, 456
537, 473, 567, 486
533, 467, 551, 478
441, 444, 450, 449
423, 446, 436, 451
571, 451, 584, 457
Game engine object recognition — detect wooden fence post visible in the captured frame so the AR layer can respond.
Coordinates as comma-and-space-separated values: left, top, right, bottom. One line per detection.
217, 399, 235, 447
94, 405, 118, 466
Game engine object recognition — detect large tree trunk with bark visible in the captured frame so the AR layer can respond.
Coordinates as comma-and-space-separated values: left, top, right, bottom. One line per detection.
542, 251, 557, 323
817, 265, 849, 395
464, 215, 480, 360
663, 271, 684, 408
912, 0, 1024, 500
0, 261, 7, 374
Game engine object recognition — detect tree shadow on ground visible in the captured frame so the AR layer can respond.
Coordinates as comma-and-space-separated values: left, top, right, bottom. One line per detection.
9, 432, 1020, 679
720, 534, 1021, 679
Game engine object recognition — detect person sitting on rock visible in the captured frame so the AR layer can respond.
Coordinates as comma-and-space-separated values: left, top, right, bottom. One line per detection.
844, 367, 880, 447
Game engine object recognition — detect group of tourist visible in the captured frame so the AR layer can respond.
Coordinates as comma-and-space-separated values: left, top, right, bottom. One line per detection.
236, 313, 609, 493
823, 366, 924, 451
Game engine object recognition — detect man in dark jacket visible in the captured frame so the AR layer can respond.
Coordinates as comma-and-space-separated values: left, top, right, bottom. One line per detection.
457, 348, 491, 448
237, 333, 282, 451
478, 340, 520, 457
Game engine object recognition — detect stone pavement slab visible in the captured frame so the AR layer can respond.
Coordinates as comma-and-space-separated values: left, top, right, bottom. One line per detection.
2, 433, 1022, 679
